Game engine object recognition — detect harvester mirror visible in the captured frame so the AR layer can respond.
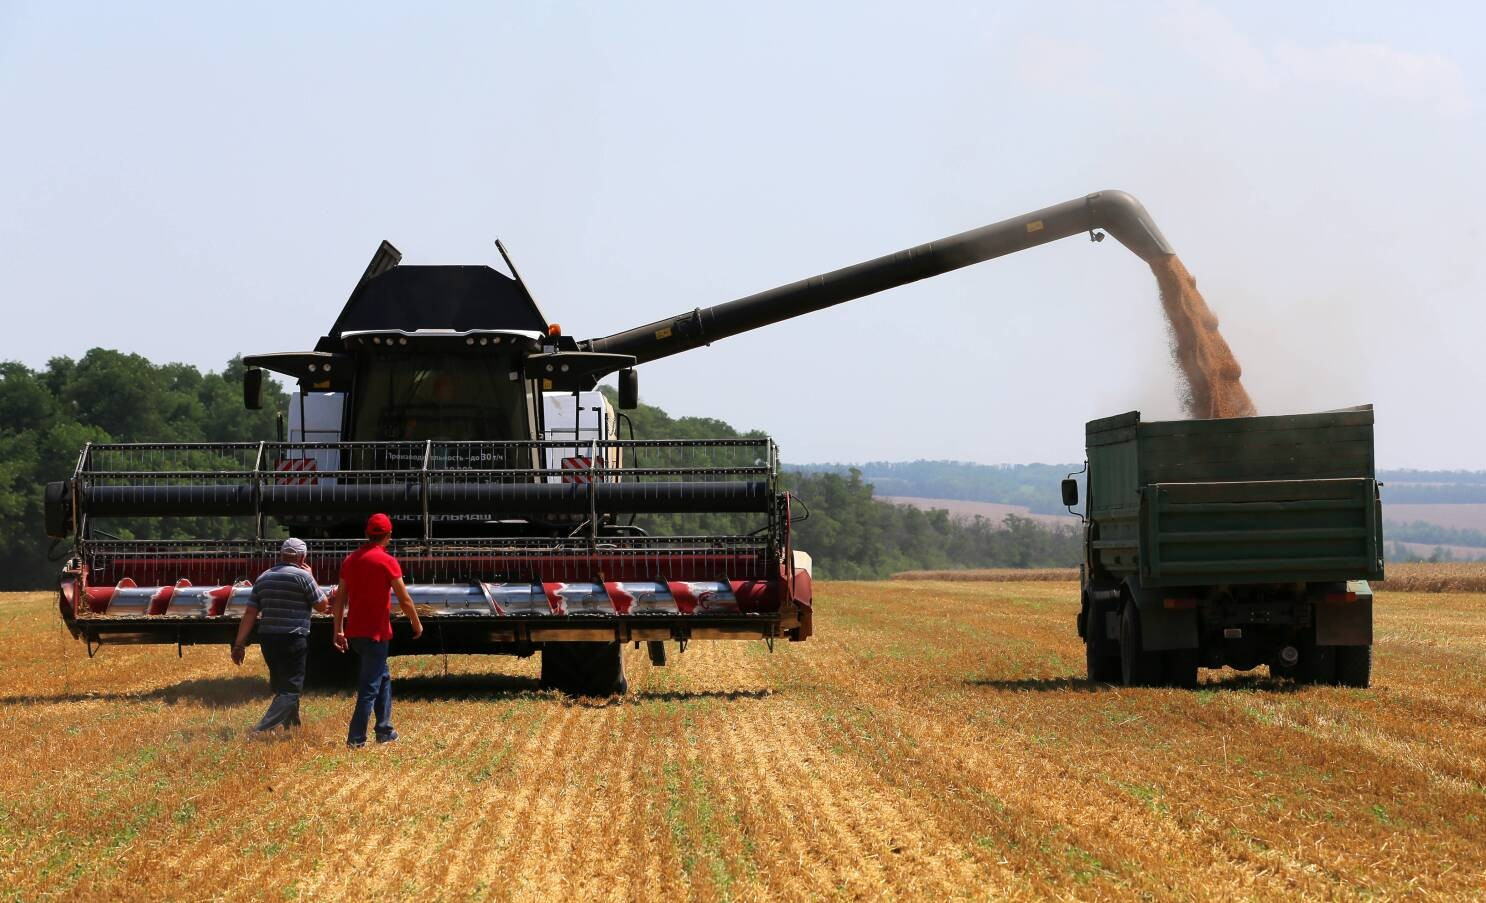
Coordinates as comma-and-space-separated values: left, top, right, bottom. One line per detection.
243, 367, 265, 410
44, 480, 73, 539
1060, 478, 1079, 508
618, 368, 639, 410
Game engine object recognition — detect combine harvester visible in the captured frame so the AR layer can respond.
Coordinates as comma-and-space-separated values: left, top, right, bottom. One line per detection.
46, 191, 1175, 694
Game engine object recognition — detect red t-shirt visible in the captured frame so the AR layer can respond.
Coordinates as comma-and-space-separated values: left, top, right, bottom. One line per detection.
340, 543, 403, 642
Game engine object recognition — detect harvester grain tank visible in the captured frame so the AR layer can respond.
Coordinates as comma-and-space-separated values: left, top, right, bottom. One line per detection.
45, 191, 1177, 694
1066, 407, 1383, 688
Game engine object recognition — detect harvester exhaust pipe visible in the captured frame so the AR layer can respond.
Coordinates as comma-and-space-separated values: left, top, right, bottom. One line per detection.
584, 190, 1174, 365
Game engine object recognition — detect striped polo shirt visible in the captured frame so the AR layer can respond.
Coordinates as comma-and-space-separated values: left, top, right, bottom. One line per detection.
248, 563, 321, 636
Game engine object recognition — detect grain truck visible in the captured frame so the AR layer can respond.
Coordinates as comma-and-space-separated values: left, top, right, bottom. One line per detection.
1067, 406, 1383, 688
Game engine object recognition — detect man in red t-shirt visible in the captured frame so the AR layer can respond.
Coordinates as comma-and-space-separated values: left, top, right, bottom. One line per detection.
331, 513, 423, 748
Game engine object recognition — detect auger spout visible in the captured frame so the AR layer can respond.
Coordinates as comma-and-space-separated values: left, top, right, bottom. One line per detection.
583, 190, 1173, 365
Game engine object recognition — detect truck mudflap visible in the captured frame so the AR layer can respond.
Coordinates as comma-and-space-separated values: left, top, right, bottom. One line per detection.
1124, 575, 1198, 651
1314, 580, 1373, 646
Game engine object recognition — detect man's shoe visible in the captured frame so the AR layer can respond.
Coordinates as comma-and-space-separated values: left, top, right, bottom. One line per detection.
374, 729, 399, 744
346, 740, 366, 749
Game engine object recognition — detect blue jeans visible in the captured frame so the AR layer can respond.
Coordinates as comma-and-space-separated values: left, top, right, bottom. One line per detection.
347, 637, 393, 744
255, 634, 307, 732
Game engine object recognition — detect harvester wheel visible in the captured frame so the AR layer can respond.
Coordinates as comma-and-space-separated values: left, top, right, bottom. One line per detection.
1118, 602, 1163, 688
304, 646, 359, 688
1332, 645, 1371, 688
540, 642, 628, 697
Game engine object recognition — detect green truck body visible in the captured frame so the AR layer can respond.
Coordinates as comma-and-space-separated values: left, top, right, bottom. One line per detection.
1074, 406, 1382, 688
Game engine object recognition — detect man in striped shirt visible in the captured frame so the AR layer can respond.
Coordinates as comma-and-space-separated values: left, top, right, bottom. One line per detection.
231, 537, 328, 734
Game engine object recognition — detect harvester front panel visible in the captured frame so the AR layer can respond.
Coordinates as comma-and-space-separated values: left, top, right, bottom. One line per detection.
53, 438, 812, 655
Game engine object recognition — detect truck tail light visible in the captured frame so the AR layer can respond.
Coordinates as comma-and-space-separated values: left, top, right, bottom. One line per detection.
1323, 591, 1358, 603
1163, 597, 1198, 610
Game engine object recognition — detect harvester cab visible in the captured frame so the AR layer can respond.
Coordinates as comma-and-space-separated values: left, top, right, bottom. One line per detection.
46, 190, 1178, 694
241, 243, 647, 542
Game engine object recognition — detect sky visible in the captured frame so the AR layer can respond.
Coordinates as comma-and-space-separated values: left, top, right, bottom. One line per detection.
1, 1, 1482, 468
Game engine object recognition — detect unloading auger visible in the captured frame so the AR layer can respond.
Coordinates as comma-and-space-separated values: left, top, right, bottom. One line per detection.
45, 190, 1174, 695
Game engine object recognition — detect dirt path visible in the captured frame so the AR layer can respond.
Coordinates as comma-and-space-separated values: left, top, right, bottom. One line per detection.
1, 583, 1483, 899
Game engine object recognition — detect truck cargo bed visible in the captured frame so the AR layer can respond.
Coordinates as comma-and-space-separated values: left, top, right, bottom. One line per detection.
1140, 477, 1383, 586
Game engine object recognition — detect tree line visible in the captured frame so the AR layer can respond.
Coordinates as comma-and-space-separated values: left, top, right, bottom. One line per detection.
786, 459, 1079, 515
0, 352, 286, 590
0, 352, 1079, 590
607, 389, 1081, 579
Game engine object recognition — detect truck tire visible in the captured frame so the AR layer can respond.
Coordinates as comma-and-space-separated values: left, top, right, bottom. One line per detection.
1332, 645, 1371, 688
1163, 649, 1200, 689
1083, 597, 1121, 683
1118, 602, 1164, 687
540, 642, 628, 697
1289, 638, 1335, 685
1086, 635, 1122, 683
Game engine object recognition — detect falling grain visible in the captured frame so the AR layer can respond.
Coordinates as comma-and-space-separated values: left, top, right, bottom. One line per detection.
1151, 255, 1257, 419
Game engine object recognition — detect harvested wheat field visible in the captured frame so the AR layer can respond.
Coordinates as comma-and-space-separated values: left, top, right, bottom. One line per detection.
3, 581, 1485, 901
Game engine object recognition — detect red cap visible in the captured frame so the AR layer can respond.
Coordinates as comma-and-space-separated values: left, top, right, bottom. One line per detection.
365, 513, 393, 537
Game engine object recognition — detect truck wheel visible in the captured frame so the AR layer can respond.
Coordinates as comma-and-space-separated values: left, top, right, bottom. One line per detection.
1083, 599, 1121, 683
1086, 635, 1122, 683
1118, 602, 1164, 687
1164, 650, 1200, 689
1332, 646, 1371, 688
1289, 639, 1335, 685
540, 642, 628, 697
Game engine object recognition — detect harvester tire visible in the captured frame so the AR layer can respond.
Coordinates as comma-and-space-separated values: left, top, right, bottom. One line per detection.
1118, 602, 1163, 688
304, 647, 359, 688
1332, 645, 1371, 688
540, 642, 628, 697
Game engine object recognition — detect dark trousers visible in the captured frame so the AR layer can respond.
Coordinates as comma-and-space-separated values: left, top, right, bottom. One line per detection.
255, 634, 307, 732
347, 637, 393, 744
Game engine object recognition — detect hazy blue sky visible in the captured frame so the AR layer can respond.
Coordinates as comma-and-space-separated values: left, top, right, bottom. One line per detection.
2, 1, 1482, 467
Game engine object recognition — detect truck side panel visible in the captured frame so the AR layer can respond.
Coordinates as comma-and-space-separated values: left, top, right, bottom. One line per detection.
1140, 478, 1384, 587
1087, 412, 1142, 579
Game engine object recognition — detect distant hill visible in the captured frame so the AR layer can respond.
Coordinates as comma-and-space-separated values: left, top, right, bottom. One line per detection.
776, 464, 1486, 513
605, 391, 1081, 577
1378, 470, 1486, 504
784, 461, 1078, 515
612, 391, 1486, 565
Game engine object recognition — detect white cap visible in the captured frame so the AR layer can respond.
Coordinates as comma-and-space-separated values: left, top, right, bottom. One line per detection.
280, 537, 308, 556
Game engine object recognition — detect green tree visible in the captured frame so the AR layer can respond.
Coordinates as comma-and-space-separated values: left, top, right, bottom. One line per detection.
0, 352, 287, 590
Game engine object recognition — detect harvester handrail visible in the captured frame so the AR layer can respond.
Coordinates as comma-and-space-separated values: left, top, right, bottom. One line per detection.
78, 465, 773, 479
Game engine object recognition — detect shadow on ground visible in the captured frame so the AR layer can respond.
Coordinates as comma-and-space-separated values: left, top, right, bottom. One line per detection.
392, 672, 542, 700
0, 675, 269, 707
565, 688, 775, 709
3, 675, 780, 707
967, 671, 1304, 694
